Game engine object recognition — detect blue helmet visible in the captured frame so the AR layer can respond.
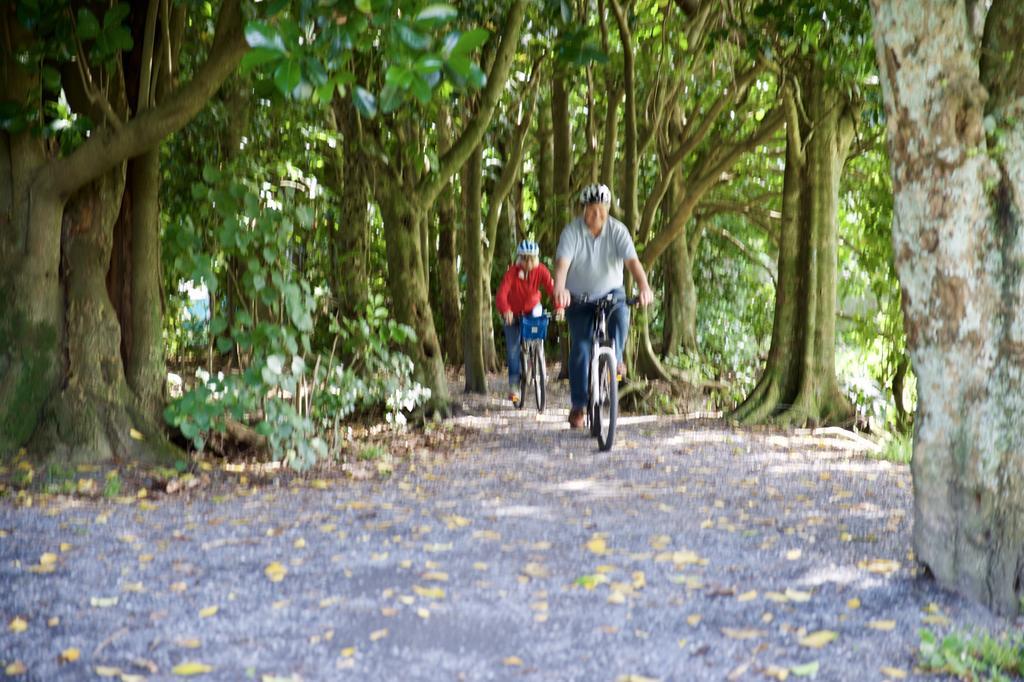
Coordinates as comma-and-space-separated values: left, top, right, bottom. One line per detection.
516, 239, 540, 257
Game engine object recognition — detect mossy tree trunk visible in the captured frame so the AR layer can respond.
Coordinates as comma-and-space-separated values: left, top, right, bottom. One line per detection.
461, 144, 487, 393
379, 199, 451, 406
732, 62, 856, 427
0, 0, 246, 458
872, 0, 1024, 616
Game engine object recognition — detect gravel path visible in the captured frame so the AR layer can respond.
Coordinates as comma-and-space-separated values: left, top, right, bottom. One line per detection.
0, 376, 1016, 681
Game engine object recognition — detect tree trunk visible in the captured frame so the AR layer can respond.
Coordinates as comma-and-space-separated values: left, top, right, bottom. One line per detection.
0, 0, 246, 456
535, 99, 556, 255
551, 74, 573, 232
327, 139, 369, 320
379, 200, 450, 409
433, 109, 462, 364
871, 0, 1024, 616
732, 62, 855, 427
461, 145, 487, 393
47, 168, 159, 464
661, 231, 698, 357
125, 148, 166, 422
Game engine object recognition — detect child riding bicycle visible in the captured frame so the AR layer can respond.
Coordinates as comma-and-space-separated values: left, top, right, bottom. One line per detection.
496, 239, 559, 405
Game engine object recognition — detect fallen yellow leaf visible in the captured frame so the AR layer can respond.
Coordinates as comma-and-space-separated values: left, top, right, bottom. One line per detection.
785, 549, 802, 560
59, 543, 71, 552
847, 597, 861, 609
59, 647, 80, 663
340, 647, 356, 658
721, 627, 765, 640
922, 614, 950, 625
47, 617, 59, 627
586, 535, 608, 554
607, 590, 627, 605
172, 662, 213, 676
178, 638, 202, 649
293, 538, 306, 549
264, 562, 287, 582
687, 614, 701, 626
95, 666, 122, 677
129, 428, 145, 441
198, 605, 218, 618
40, 552, 58, 566
631, 571, 646, 590
503, 656, 524, 666
763, 664, 790, 680
765, 591, 789, 603
860, 558, 900, 574
5, 661, 26, 675
416, 607, 430, 619
412, 585, 445, 600
880, 666, 907, 679
784, 588, 812, 603
369, 628, 388, 641
737, 590, 758, 602
422, 571, 449, 582
8, 616, 27, 633
868, 620, 896, 631
310, 479, 329, 490
798, 630, 838, 648
650, 535, 671, 550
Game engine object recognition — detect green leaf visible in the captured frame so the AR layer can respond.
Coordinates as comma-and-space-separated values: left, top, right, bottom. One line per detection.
202, 165, 222, 184
352, 86, 377, 118
240, 47, 284, 72
41, 66, 61, 92
396, 23, 431, 51
384, 65, 413, 89
465, 62, 486, 89
450, 28, 489, 56
379, 84, 404, 114
103, 4, 130, 29
77, 8, 100, 40
273, 60, 302, 97
410, 75, 432, 104
413, 55, 443, 75
416, 4, 457, 25
244, 22, 287, 53
354, 0, 372, 13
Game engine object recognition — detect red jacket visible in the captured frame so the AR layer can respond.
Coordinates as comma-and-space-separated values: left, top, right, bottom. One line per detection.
496, 262, 556, 315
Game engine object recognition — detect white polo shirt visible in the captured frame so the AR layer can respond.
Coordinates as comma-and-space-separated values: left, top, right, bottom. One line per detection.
556, 215, 638, 298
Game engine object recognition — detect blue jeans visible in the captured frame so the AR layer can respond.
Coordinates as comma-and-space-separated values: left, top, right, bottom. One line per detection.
503, 321, 522, 387
565, 288, 629, 410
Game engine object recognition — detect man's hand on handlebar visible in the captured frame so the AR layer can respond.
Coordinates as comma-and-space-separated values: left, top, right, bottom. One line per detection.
553, 287, 571, 311
502, 311, 515, 325
637, 285, 654, 308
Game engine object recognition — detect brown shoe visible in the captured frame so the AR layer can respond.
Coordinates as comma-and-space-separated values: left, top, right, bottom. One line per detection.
568, 408, 585, 429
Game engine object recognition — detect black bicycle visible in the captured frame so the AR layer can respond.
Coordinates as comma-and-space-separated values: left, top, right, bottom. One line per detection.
571, 293, 637, 451
516, 313, 550, 412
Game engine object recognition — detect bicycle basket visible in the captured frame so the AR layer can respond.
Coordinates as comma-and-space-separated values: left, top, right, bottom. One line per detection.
520, 314, 548, 341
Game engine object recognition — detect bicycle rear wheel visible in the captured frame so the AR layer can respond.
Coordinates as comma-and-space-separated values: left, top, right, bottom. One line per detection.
533, 346, 546, 411
596, 354, 617, 451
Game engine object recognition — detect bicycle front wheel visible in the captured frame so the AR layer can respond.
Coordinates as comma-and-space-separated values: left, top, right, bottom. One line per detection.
533, 346, 546, 411
596, 353, 617, 451
517, 344, 528, 410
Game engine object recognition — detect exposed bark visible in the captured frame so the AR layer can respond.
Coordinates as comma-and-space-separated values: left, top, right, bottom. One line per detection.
379, 199, 450, 408
660, 195, 698, 355
0, 0, 247, 455
461, 144, 487, 394
732, 63, 856, 427
434, 109, 462, 363
872, 0, 1024, 615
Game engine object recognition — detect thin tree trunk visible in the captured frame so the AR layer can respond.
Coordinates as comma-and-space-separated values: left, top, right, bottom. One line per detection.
461, 145, 487, 393
872, 0, 1024, 615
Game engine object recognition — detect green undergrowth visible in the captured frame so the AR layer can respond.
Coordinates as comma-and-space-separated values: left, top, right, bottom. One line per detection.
871, 430, 913, 465
918, 628, 1024, 681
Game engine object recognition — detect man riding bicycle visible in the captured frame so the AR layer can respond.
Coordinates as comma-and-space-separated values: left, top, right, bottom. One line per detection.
552, 183, 654, 430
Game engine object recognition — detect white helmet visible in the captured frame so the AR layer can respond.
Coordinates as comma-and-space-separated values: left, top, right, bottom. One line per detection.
579, 183, 611, 206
